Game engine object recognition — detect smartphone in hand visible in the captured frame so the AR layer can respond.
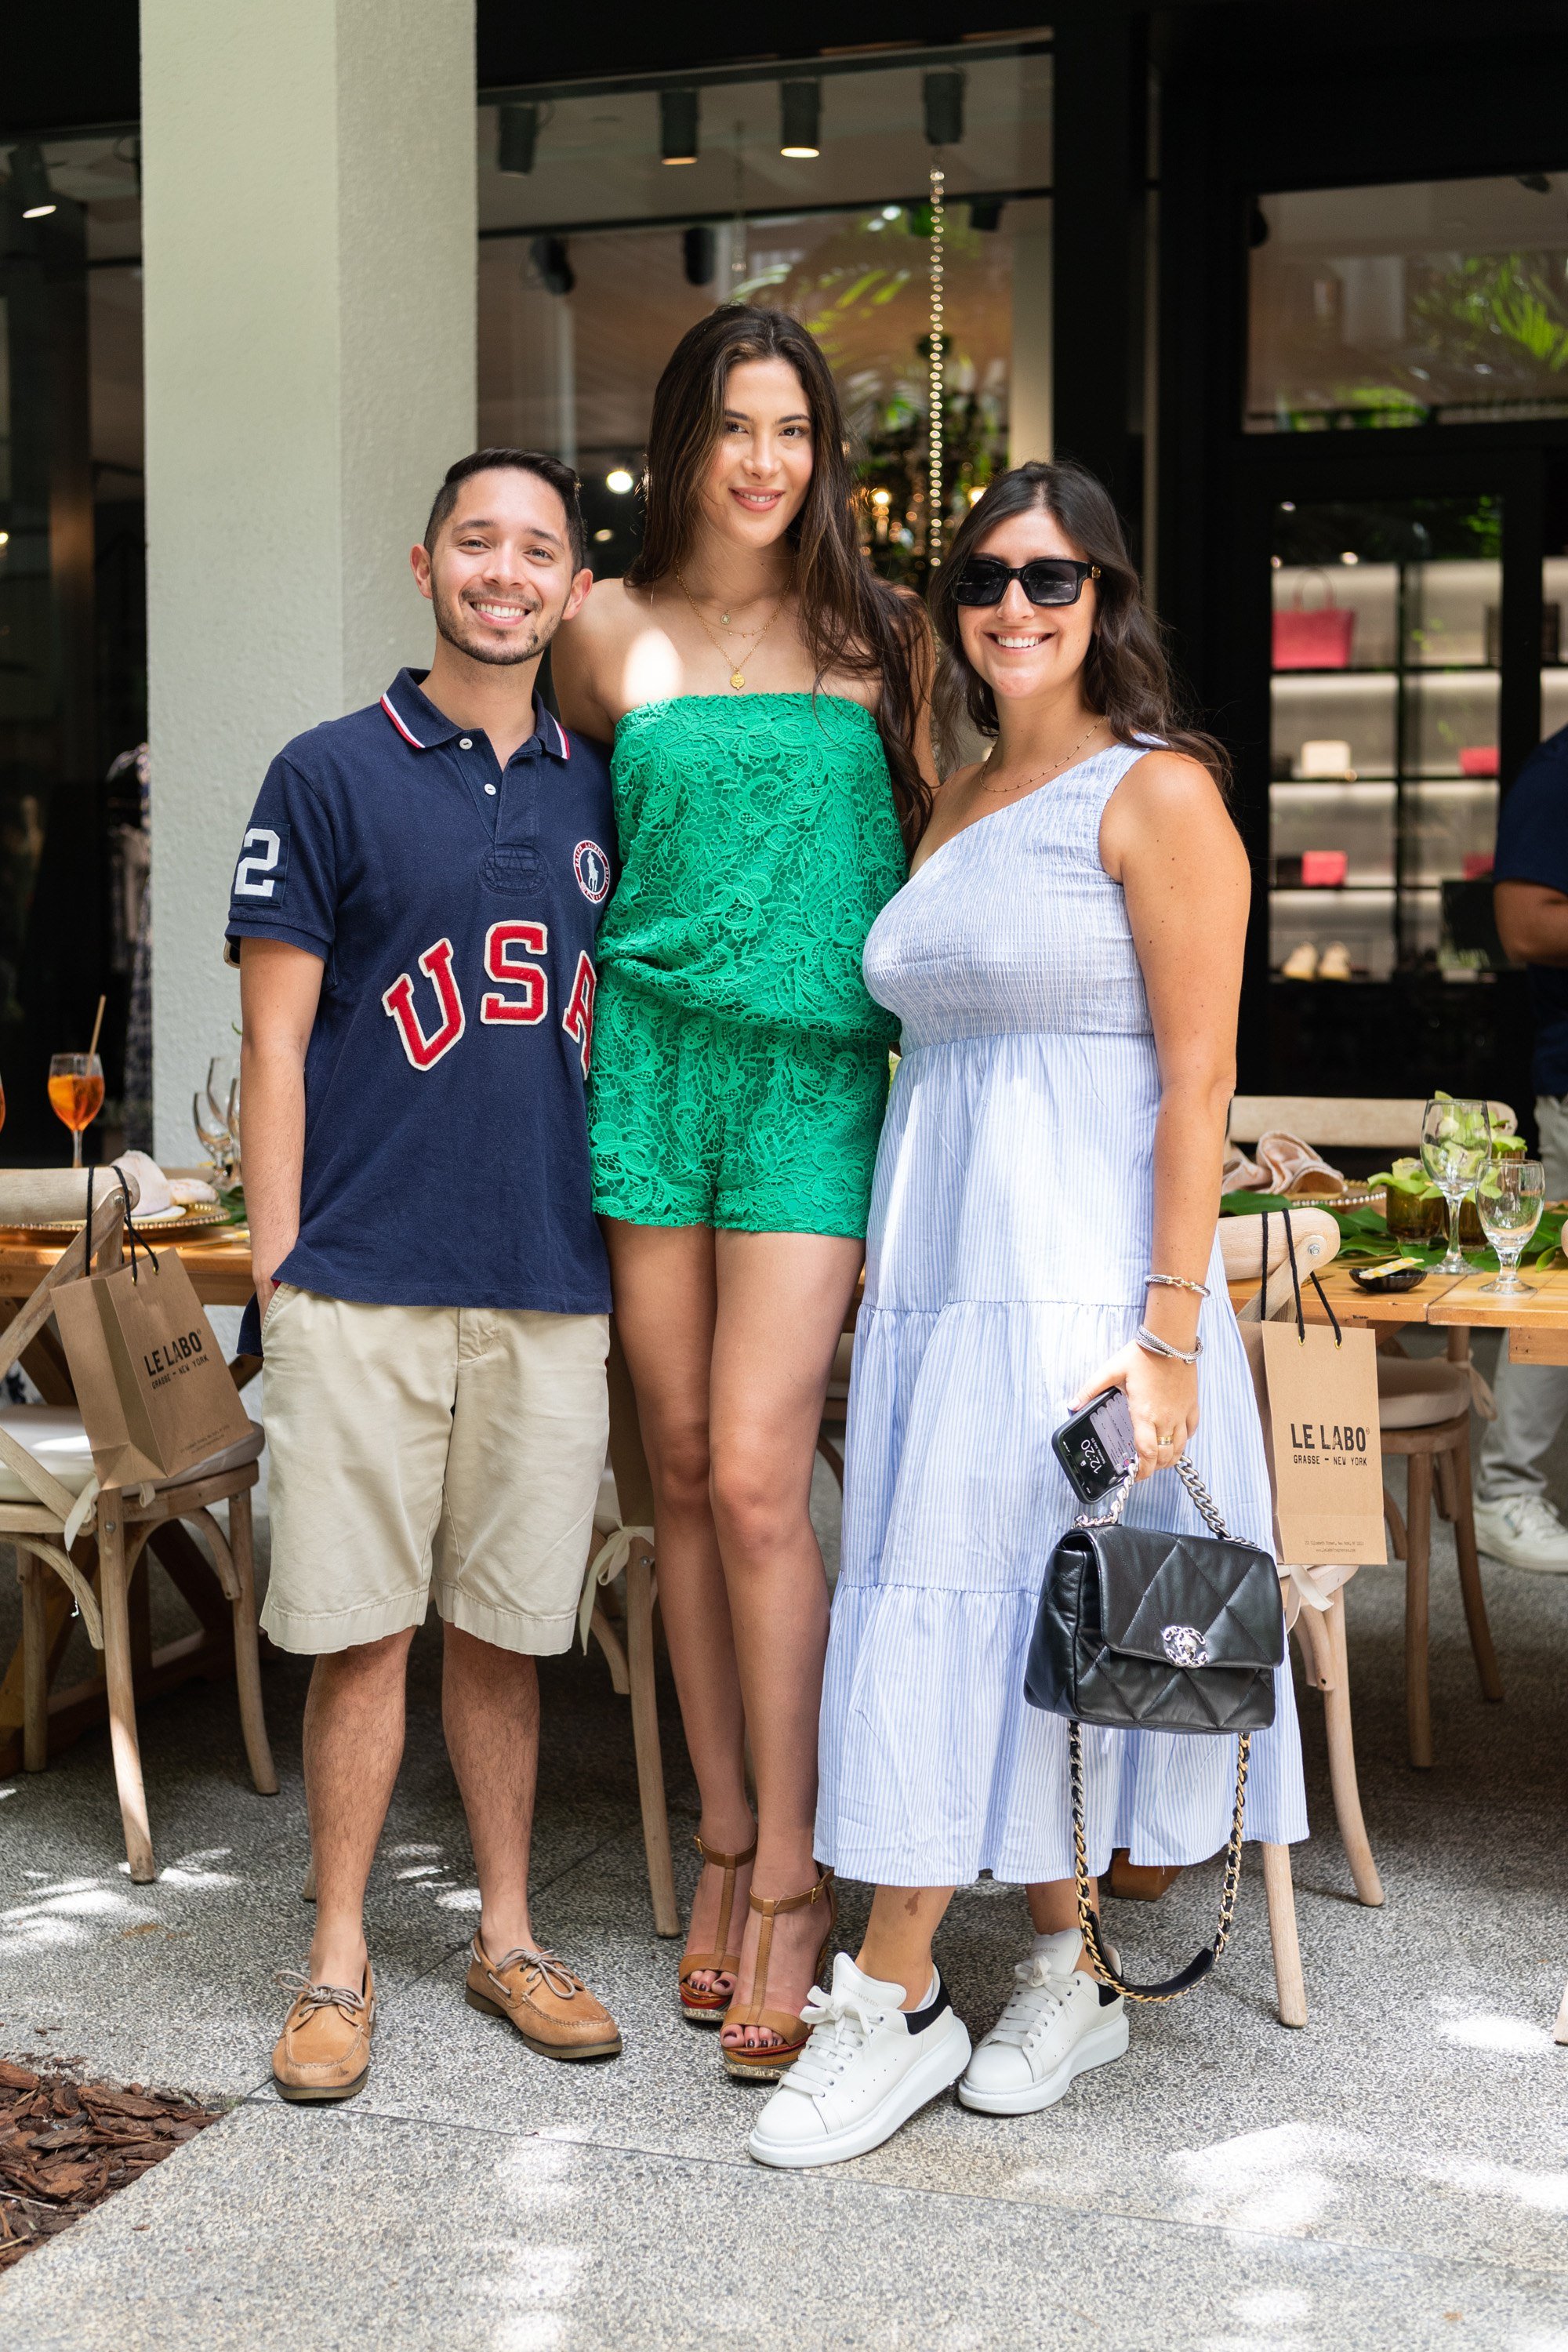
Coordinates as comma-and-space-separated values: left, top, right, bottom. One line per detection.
1052, 1387, 1137, 1504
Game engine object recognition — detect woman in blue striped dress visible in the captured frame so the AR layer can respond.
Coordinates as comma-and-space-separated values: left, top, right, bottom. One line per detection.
749, 460, 1307, 2171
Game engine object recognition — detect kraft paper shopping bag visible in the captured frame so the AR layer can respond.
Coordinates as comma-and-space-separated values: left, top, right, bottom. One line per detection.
1258, 1318, 1388, 1568
54, 1240, 252, 1490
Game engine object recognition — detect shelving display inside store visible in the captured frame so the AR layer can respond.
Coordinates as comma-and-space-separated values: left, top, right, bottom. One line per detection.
1270, 498, 1514, 985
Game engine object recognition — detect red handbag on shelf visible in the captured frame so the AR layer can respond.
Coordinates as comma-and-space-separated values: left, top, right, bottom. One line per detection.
1272, 572, 1356, 671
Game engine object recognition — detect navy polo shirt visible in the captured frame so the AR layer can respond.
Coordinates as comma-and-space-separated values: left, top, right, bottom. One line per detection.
225, 670, 617, 1337
1494, 724, 1568, 1095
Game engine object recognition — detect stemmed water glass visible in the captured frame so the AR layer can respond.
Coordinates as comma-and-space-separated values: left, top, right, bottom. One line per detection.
1420, 1097, 1492, 1276
193, 1054, 241, 1185
1475, 1157, 1545, 1297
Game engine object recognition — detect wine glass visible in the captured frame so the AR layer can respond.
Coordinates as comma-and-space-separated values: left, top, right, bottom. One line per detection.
1475, 1156, 1545, 1297
193, 1054, 241, 1183
48, 1052, 105, 1169
1420, 1096, 1492, 1275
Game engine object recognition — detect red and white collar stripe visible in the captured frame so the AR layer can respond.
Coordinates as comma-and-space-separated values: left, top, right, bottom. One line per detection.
381, 681, 570, 760
379, 691, 426, 750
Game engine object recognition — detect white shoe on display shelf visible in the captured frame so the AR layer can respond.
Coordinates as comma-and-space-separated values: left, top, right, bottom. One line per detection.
957, 1929, 1129, 2116
746, 1952, 971, 2171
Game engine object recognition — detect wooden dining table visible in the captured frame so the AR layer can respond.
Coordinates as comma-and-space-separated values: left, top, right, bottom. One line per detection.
0, 1222, 259, 1779
1230, 1259, 1568, 1363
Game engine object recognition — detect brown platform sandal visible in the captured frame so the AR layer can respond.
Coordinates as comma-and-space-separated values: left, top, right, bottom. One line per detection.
720, 1865, 837, 2082
678, 1832, 757, 2024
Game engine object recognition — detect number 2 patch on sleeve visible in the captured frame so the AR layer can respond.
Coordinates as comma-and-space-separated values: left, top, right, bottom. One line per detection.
232, 823, 292, 902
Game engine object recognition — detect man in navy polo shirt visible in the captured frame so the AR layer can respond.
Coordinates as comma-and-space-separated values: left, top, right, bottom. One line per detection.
229, 450, 623, 2100
1479, 720, 1568, 1572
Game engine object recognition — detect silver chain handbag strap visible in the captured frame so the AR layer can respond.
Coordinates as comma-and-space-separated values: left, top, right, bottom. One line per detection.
1069, 1450, 1250, 2004
1076, 1452, 1231, 1540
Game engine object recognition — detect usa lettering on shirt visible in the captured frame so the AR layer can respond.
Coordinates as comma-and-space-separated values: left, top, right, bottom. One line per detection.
380, 927, 597, 1075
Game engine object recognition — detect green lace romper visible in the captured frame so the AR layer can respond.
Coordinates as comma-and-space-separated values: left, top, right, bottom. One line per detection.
589, 694, 906, 1236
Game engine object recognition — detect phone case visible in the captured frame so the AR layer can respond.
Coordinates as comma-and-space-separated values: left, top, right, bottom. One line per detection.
1052, 1388, 1137, 1504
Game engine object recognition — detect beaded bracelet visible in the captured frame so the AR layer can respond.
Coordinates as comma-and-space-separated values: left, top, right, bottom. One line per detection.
1145, 1274, 1210, 1299
1136, 1322, 1203, 1364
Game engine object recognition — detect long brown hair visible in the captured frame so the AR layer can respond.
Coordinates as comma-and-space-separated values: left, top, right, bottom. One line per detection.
928, 459, 1228, 787
627, 304, 931, 844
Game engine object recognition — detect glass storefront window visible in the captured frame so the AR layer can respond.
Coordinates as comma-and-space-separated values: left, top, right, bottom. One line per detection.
1269, 497, 1501, 982
1, 133, 147, 1153
477, 41, 1051, 579
1247, 174, 1568, 432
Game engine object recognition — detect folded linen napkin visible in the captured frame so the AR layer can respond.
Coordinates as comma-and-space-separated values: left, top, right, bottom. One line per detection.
114, 1150, 219, 1216
1223, 1130, 1345, 1197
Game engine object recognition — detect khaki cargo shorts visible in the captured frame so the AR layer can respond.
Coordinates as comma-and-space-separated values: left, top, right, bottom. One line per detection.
260, 1287, 609, 1657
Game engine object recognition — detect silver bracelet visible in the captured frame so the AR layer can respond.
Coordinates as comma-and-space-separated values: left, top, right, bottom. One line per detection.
1136, 1322, 1203, 1364
1146, 1273, 1210, 1300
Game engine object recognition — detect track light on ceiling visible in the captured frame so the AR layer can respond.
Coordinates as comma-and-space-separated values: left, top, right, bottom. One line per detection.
779, 80, 821, 160
497, 104, 539, 176
661, 88, 699, 165
10, 143, 56, 220
922, 69, 965, 151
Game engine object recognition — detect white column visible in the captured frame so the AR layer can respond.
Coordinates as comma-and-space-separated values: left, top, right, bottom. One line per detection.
140, 0, 476, 1160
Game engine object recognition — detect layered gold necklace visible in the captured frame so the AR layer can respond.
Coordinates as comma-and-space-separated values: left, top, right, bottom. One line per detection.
675, 568, 793, 692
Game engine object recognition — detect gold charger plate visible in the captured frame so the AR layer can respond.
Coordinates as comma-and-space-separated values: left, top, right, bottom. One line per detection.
1283, 1183, 1385, 1210
0, 1203, 234, 1240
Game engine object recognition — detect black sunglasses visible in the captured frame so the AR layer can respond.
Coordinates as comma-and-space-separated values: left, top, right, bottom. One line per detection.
951, 557, 1102, 608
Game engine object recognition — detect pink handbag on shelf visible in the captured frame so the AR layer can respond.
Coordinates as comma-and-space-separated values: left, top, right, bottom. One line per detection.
1273, 572, 1356, 671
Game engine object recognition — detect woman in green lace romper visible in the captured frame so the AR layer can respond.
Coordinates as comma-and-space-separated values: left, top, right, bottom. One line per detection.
554, 305, 931, 2080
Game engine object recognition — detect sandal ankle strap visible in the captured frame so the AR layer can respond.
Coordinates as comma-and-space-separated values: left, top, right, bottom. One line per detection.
747, 1865, 834, 1920
693, 1832, 758, 1871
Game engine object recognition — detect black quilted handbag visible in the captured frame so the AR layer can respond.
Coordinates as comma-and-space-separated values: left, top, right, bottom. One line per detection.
1025, 1455, 1285, 2002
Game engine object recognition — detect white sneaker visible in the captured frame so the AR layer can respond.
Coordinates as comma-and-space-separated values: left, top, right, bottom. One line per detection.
746, 1951, 971, 2170
957, 1929, 1128, 2115
1472, 1492, 1568, 1573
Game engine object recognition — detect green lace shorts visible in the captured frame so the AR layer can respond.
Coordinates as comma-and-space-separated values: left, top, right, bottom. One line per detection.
589, 982, 888, 1237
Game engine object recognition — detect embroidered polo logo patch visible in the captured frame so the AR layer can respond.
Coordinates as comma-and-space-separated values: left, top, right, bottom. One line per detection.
573, 840, 611, 904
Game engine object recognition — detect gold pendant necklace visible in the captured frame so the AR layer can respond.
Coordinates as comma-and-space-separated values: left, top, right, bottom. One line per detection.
676, 569, 791, 692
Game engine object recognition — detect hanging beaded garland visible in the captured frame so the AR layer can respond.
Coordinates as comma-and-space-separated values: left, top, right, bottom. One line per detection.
927, 162, 946, 569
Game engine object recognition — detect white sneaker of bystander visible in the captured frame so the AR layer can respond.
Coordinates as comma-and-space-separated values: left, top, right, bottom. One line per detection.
1472, 1491, 1568, 1573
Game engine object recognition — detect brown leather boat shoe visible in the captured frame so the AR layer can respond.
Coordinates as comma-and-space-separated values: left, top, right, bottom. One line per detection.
272, 1960, 376, 2102
465, 1936, 622, 2061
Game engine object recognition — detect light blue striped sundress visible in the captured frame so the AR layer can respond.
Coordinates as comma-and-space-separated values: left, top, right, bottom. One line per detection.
815, 739, 1308, 1888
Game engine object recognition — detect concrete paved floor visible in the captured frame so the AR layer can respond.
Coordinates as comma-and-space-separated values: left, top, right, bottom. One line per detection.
2, 1429, 1566, 2350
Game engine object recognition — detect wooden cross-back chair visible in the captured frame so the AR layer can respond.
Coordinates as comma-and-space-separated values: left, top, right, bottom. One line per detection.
2, 1189, 275, 1881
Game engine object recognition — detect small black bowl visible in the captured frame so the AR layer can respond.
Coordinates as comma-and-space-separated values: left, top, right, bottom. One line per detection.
1349, 1261, 1428, 1295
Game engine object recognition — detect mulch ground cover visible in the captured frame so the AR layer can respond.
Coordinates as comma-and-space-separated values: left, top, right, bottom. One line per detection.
0, 2056, 223, 2272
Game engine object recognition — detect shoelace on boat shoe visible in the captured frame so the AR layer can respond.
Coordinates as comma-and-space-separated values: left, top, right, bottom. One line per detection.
274, 1968, 366, 2019
787, 1983, 895, 2097
485, 1947, 583, 2002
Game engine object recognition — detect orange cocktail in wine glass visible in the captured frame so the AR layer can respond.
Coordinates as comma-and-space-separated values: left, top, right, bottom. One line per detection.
49, 1053, 105, 1168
